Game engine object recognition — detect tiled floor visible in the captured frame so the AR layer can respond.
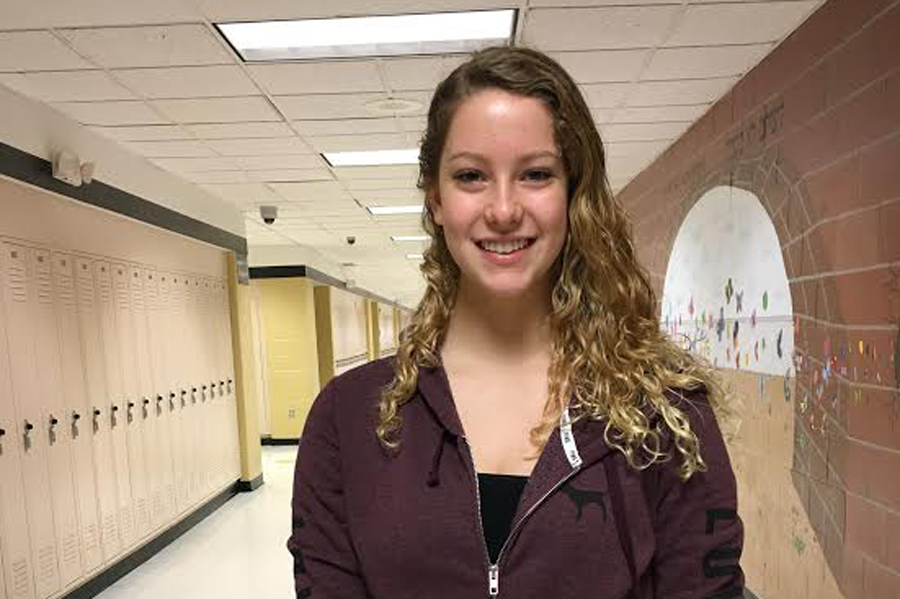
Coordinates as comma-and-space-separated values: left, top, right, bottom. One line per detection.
96, 446, 299, 599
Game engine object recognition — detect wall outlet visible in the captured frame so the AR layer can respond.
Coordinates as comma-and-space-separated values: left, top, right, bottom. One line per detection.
287, 407, 296, 419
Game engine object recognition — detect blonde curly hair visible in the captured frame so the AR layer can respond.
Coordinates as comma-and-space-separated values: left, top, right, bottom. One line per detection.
377, 46, 732, 481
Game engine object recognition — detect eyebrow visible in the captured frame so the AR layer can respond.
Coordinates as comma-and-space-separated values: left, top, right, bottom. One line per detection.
446, 150, 561, 163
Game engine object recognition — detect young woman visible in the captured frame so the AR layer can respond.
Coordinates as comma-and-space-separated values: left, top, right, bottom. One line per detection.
288, 46, 744, 599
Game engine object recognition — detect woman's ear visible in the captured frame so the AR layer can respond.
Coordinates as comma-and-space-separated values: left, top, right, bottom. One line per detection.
428, 191, 444, 226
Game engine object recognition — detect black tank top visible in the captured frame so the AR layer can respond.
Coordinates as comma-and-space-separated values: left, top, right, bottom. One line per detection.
477, 473, 529, 564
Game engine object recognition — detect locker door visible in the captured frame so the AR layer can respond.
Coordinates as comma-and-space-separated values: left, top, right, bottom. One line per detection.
163, 275, 188, 513
74, 258, 120, 562
182, 277, 201, 504
31, 249, 82, 588
0, 243, 60, 599
0, 246, 35, 599
202, 279, 222, 489
196, 278, 213, 496
145, 272, 175, 523
217, 280, 240, 480
0, 543, 6, 599
51, 254, 102, 574
130, 268, 159, 531
94, 262, 134, 548
212, 279, 232, 485
112, 264, 149, 541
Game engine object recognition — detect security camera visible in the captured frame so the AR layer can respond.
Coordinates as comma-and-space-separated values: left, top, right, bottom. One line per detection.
260, 205, 278, 225
346, 236, 356, 245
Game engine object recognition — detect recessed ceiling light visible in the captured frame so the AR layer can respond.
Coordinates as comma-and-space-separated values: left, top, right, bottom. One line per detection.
368, 205, 424, 215
406, 253, 425, 260
217, 9, 516, 61
324, 149, 419, 167
392, 235, 429, 242
364, 97, 423, 116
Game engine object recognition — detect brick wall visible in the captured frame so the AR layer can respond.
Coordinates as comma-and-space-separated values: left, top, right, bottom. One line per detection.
618, 1, 900, 596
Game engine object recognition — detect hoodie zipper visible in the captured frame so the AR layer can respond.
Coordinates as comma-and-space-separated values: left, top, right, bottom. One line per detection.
461, 436, 583, 597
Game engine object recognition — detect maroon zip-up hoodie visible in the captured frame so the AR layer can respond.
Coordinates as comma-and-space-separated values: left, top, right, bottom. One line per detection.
287, 356, 744, 598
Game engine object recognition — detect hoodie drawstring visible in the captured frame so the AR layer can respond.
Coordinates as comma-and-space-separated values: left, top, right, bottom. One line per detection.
427, 430, 453, 487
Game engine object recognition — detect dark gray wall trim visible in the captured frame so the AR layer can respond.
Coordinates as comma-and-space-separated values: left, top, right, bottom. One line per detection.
261, 437, 300, 446
0, 140, 247, 256
249, 264, 398, 307
743, 587, 760, 599
236, 474, 264, 492
60, 481, 239, 599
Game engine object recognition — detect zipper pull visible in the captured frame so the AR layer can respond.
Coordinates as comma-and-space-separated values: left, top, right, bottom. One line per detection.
489, 564, 499, 596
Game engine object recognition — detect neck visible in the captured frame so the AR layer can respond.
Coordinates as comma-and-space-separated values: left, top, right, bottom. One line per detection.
441, 278, 554, 369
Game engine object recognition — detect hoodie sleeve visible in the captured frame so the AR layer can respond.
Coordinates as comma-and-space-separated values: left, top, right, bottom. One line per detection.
287, 381, 369, 599
649, 391, 745, 599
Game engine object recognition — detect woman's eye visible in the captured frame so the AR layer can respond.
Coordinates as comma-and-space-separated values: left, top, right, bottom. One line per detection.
454, 170, 483, 184
524, 169, 552, 182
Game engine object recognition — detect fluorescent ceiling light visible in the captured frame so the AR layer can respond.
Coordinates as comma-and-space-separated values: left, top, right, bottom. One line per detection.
392, 235, 429, 242
217, 10, 516, 61
406, 254, 425, 260
324, 149, 419, 167
368, 205, 424, 215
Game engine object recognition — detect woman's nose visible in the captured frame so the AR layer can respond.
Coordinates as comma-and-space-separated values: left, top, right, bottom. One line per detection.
484, 183, 523, 228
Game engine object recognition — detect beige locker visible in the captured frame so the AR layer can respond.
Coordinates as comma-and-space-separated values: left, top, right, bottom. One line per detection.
129, 268, 161, 530
0, 243, 61, 599
94, 261, 135, 548
50, 254, 102, 574
208, 279, 227, 488
0, 247, 35, 599
163, 275, 188, 513
212, 280, 239, 481
112, 264, 150, 541
0, 544, 6, 599
31, 249, 83, 589
144, 271, 175, 522
202, 279, 223, 490
189, 277, 210, 499
174, 276, 197, 508
74, 258, 120, 562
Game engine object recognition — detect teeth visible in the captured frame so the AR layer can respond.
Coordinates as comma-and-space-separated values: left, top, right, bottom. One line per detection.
480, 239, 531, 254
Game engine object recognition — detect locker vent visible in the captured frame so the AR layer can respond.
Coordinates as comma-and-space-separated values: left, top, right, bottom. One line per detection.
12, 556, 30, 595
37, 543, 57, 583
121, 507, 134, 541
36, 268, 53, 305
132, 283, 145, 310
115, 278, 129, 308
62, 532, 79, 568
102, 514, 117, 548
7, 263, 27, 302
98, 278, 112, 302
77, 278, 95, 310
83, 523, 99, 554
56, 273, 76, 306
136, 499, 148, 531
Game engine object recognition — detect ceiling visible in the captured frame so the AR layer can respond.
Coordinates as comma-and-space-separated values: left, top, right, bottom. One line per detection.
0, 0, 824, 307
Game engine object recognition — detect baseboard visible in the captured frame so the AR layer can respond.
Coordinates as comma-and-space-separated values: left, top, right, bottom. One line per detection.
261, 437, 300, 446
236, 473, 264, 492
60, 481, 240, 599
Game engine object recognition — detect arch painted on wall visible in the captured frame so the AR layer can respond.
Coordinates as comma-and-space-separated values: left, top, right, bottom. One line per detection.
661, 185, 794, 376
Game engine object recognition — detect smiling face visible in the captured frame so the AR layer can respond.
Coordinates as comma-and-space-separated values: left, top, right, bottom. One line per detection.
430, 89, 569, 301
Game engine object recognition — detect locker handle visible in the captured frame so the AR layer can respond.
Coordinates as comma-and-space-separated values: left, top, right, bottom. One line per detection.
93, 408, 101, 417
0, 428, 5, 438
72, 412, 81, 421
128, 401, 136, 408
156, 395, 164, 403
23, 421, 34, 434
49, 416, 59, 427
111, 405, 119, 412
143, 398, 151, 405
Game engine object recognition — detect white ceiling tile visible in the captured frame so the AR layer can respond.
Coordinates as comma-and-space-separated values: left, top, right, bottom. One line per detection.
195, 0, 514, 21
665, 2, 819, 46
399, 116, 427, 133
629, 77, 736, 106
53, 100, 167, 125
611, 104, 709, 124
580, 82, 632, 109
0, 31, 92, 71
153, 96, 280, 123
206, 137, 312, 156
201, 182, 279, 201
294, 118, 400, 136
275, 92, 428, 120
550, 50, 651, 83
309, 133, 409, 153
124, 139, 217, 158
246, 232, 287, 246
531, 0, 679, 4
91, 124, 190, 141
233, 154, 325, 170
181, 171, 251, 184
0, 0, 203, 29
354, 189, 422, 204
249, 61, 383, 95
1, 70, 135, 103
524, 6, 681, 51
269, 181, 351, 201
333, 165, 419, 180
601, 122, 687, 143
605, 139, 671, 160
185, 121, 294, 139
151, 156, 238, 172
59, 24, 233, 68
246, 168, 334, 182
345, 178, 418, 191
114, 65, 258, 98
381, 55, 467, 92
644, 44, 773, 80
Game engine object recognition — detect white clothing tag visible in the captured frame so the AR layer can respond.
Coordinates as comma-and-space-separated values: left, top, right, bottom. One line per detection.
560, 407, 582, 469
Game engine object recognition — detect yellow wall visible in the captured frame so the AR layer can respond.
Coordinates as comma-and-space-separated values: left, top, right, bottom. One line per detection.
314, 285, 334, 389
366, 299, 380, 361
257, 277, 320, 439
226, 254, 263, 483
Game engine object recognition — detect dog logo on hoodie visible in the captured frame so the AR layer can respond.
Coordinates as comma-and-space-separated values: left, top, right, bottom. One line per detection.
560, 481, 608, 523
